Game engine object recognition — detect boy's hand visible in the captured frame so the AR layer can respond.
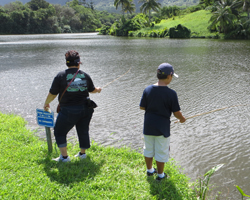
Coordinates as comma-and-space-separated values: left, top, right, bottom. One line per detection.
173, 111, 186, 123
179, 117, 186, 123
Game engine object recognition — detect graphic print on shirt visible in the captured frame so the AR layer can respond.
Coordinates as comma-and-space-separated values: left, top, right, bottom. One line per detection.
66, 73, 87, 92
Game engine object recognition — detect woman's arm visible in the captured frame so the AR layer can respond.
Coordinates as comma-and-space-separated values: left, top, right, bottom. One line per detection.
44, 92, 57, 111
90, 87, 102, 93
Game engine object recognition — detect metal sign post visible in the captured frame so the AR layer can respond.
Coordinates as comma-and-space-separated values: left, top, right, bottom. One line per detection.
36, 109, 55, 153
45, 127, 53, 153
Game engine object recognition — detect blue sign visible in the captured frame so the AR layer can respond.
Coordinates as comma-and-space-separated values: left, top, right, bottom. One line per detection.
36, 109, 55, 128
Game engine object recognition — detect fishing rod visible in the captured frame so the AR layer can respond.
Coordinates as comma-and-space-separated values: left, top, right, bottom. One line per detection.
102, 67, 132, 89
174, 104, 250, 123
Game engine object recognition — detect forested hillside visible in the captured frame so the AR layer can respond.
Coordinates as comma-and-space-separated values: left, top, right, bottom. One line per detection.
1, 0, 199, 13
0, 0, 249, 39
1, 0, 67, 6
0, 0, 122, 34
91, 0, 199, 12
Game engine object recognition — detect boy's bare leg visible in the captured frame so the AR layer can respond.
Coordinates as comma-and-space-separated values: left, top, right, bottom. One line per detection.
156, 161, 164, 174
144, 156, 153, 169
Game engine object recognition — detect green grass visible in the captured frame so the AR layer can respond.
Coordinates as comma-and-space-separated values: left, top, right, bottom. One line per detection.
0, 112, 197, 200
133, 10, 220, 38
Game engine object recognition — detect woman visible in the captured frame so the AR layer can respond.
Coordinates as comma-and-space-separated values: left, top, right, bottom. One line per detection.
44, 50, 101, 162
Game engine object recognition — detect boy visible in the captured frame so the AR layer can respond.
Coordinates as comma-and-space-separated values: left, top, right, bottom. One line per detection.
139, 63, 186, 180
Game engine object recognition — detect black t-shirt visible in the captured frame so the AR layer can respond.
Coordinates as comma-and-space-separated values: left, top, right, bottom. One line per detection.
140, 85, 181, 137
49, 68, 95, 106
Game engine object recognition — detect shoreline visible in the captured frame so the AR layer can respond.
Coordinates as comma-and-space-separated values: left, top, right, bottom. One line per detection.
0, 112, 199, 199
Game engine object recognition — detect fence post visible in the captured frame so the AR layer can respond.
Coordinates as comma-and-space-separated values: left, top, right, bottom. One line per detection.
45, 127, 53, 153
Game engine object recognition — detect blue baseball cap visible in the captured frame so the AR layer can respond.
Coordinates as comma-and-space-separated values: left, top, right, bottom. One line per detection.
157, 63, 178, 78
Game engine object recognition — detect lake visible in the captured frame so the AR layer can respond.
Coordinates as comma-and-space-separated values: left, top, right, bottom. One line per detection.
0, 33, 249, 199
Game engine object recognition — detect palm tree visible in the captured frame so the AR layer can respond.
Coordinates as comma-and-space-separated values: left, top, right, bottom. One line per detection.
242, 0, 250, 19
208, 0, 237, 34
123, 1, 136, 15
114, 0, 132, 16
139, 0, 161, 23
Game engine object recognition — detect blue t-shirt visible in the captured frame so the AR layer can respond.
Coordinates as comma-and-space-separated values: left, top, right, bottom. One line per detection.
139, 85, 181, 137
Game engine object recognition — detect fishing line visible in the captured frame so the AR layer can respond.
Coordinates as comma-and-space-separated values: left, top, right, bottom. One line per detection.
174, 104, 250, 123
102, 67, 132, 89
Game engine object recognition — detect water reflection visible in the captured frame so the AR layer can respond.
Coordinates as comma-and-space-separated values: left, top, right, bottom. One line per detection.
0, 33, 249, 199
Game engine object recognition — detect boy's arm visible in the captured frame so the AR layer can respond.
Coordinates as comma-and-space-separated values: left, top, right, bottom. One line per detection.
140, 106, 145, 110
173, 111, 186, 123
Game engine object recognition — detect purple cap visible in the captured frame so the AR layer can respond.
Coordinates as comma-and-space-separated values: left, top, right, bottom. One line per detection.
157, 63, 178, 78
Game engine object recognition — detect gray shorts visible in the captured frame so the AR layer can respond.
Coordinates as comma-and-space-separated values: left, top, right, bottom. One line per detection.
143, 135, 170, 163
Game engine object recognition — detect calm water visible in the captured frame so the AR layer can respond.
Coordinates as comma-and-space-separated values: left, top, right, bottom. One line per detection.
0, 33, 249, 199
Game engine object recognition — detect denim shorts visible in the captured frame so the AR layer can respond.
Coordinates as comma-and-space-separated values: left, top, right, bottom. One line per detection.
54, 105, 94, 149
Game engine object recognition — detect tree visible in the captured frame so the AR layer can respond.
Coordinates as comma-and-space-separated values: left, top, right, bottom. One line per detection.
60, 6, 75, 26
208, 0, 237, 34
67, 0, 81, 7
89, 0, 95, 10
28, 4, 56, 33
69, 15, 82, 31
201, 0, 215, 7
160, 5, 180, 18
123, 1, 135, 15
114, 0, 133, 16
139, 0, 161, 23
0, 9, 12, 34
160, 6, 172, 18
4, 1, 27, 12
242, 0, 250, 18
27, 0, 50, 11
68, 2, 102, 32
79, 0, 87, 6
10, 10, 30, 34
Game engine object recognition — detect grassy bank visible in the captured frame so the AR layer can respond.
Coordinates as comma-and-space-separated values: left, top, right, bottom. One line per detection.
0, 112, 197, 199
131, 10, 219, 38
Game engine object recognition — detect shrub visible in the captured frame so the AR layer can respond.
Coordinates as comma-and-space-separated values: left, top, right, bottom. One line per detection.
99, 25, 111, 35
155, 17, 161, 24
108, 14, 149, 36
128, 31, 134, 36
186, 4, 205, 13
169, 24, 191, 38
159, 27, 169, 37
135, 31, 144, 37
149, 30, 159, 37
63, 25, 71, 33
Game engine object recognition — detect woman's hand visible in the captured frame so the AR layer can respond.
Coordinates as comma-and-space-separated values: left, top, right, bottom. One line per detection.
44, 104, 50, 112
91, 87, 102, 93
96, 87, 102, 93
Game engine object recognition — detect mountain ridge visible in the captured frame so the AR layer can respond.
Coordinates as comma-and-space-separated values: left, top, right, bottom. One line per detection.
0, 0, 199, 12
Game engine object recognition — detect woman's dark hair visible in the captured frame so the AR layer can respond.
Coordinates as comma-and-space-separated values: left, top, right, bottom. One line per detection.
65, 50, 80, 67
